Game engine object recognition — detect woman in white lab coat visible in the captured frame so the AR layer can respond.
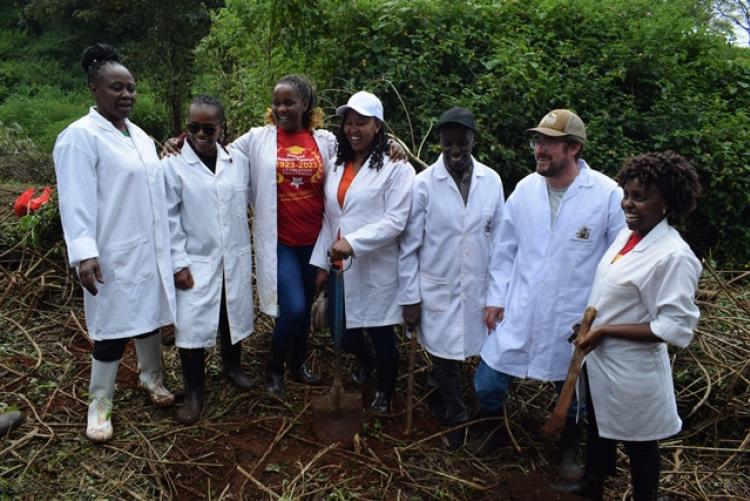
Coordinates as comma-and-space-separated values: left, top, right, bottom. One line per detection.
165, 75, 335, 398
560, 151, 702, 500
163, 95, 254, 424
53, 44, 177, 443
311, 91, 414, 414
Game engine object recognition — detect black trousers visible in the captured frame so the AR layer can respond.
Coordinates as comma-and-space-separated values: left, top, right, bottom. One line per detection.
92, 329, 159, 362
583, 368, 661, 500
431, 354, 468, 424
328, 273, 398, 397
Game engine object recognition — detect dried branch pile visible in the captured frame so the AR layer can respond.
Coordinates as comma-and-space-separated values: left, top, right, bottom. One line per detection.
0, 206, 747, 500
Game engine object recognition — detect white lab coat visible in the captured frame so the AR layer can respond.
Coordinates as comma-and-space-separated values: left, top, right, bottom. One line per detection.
584, 219, 701, 441
163, 143, 254, 348
481, 160, 625, 381
53, 107, 176, 340
311, 155, 415, 328
231, 125, 337, 317
398, 156, 505, 360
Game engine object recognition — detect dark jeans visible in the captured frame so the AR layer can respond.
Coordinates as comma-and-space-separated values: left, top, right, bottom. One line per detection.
92, 329, 159, 362
328, 272, 398, 397
269, 243, 316, 373
583, 368, 661, 500
431, 355, 468, 424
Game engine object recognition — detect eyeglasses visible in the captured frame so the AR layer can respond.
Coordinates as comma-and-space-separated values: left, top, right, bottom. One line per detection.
529, 137, 565, 149
186, 122, 219, 135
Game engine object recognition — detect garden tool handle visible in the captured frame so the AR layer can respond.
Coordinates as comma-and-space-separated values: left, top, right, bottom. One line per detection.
541, 306, 597, 437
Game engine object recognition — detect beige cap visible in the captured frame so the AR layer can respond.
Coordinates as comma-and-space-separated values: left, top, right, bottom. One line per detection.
527, 109, 586, 143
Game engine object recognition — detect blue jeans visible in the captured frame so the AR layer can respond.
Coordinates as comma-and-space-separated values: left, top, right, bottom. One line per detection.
268, 243, 316, 373
474, 360, 584, 420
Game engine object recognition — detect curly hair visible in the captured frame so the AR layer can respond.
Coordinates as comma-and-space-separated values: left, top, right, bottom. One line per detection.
616, 150, 701, 225
335, 121, 388, 172
264, 74, 324, 130
81, 43, 125, 85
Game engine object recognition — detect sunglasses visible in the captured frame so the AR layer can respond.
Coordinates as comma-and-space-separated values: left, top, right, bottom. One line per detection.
186, 122, 219, 135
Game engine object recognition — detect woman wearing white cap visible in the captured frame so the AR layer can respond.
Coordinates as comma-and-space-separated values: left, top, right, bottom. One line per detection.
311, 91, 415, 413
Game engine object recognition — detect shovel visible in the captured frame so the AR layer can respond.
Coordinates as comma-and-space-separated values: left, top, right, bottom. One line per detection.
541, 306, 598, 437
311, 264, 363, 447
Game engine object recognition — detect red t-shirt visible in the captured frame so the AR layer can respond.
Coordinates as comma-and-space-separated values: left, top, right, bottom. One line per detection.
276, 128, 325, 246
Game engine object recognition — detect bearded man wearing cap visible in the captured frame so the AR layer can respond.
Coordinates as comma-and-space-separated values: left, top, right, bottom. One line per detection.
474, 110, 625, 478
398, 107, 505, 449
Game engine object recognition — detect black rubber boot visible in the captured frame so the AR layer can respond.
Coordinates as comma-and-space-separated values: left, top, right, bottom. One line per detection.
443, 420, 467, 450
290, 364, 323, 385
560, 417, 584, 481
176, 348, 205, 425
220, 332, 253, 391
471, 410, 506, 456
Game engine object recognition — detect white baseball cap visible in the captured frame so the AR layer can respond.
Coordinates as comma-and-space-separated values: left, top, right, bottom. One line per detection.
335, 91, 384, 121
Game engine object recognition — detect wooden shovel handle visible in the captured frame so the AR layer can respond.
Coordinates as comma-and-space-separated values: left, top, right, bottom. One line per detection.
541, 306, 598, 437
405, 326, 419, 437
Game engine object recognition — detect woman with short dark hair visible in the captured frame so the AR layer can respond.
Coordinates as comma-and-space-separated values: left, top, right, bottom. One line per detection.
560, 151, 702, 500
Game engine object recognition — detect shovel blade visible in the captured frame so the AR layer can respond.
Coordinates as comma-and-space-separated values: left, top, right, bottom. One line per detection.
311, 390, 363, 448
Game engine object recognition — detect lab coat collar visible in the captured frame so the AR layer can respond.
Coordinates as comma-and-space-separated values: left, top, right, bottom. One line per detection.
629, 218, 670, 253
87, 106, 137, 148
182, 140, 233, 176
87, 106, 130, 131
433, 154, 484, 180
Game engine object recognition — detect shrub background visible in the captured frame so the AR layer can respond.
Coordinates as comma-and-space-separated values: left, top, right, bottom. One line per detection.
1, 0, 749, 265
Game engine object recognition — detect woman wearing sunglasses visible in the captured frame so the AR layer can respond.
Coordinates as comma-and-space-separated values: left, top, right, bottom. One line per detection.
162, 95, 254, 424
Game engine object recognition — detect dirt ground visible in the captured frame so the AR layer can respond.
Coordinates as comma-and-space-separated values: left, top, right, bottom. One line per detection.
2, 184, 748, 500
2, 317, 589, 500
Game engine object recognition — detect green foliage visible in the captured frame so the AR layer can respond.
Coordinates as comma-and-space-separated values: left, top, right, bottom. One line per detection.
194, 0, 750, 265
0, 0, 748, 264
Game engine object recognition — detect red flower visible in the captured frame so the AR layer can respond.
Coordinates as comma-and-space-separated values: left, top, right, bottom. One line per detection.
14, 186, 54, 217
13, 188, 34, 217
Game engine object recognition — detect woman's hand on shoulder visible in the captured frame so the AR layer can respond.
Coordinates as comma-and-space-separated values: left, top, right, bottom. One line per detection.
387, 138, 408, 162
160, 136, 184, 158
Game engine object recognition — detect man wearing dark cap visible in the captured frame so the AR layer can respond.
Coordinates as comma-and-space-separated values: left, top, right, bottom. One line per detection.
399, 107, 505, 449
474, 110, 625, 478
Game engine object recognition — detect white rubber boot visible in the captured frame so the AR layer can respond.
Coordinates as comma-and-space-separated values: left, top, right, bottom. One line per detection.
134, 332, 174, 407
86, 358, 119, 443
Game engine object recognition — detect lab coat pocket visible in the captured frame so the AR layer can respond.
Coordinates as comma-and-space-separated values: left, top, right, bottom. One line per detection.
235, 186, 249, 219
109, 234, 156, 287
420, 273, 450, 312
612, 348, 662, 403
186, 254, 212, 296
